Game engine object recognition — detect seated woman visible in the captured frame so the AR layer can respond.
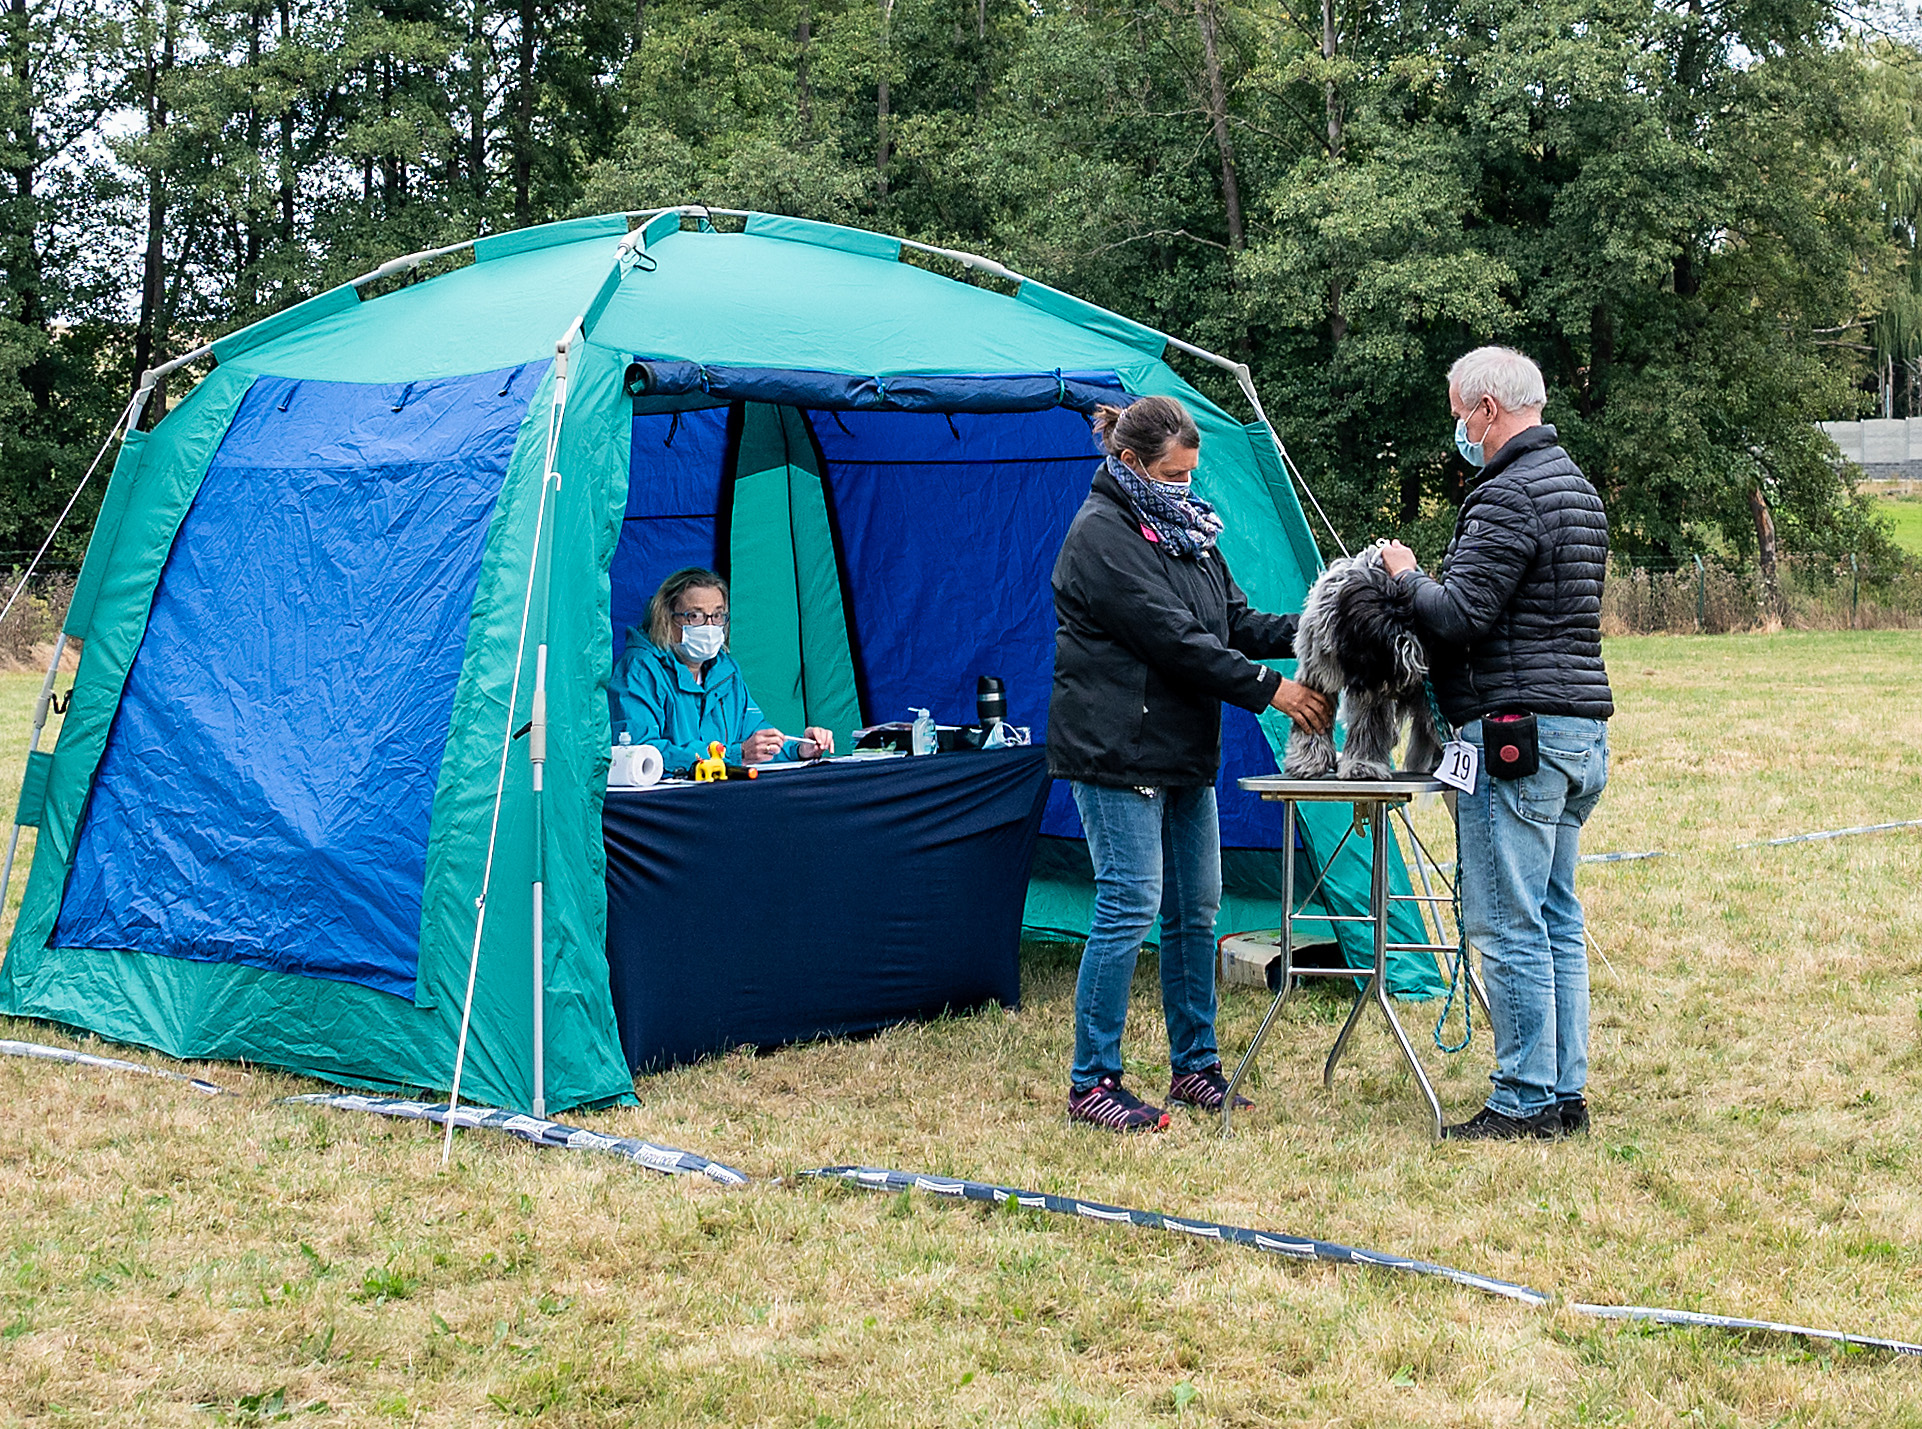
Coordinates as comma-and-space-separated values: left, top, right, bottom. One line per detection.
610, 567, 836, 772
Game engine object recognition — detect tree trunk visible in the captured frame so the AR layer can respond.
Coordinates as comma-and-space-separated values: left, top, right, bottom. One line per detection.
515, 0, 536, 224
1750, 486, 1781, 622
5, 0, 38, 329
1323, 0, 1344, 344
278, 0, 296, 241
796, 1, 812, 135
1583, 300, 1614, 417
975, 0, 988, 109
876, 0, 893, 192
1322, 0, 1341, 158
244, 5, 263, 306
1196, 0, 1243, 252
132, 5, 178, 419
468, 3, 487, 214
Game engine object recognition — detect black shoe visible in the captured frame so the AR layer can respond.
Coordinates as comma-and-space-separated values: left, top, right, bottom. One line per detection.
1557, 1096, 1589, 1136
1442, 1104, 1563, 1141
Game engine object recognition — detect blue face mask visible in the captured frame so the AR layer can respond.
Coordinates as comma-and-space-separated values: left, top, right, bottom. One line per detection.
1454, 416, 1487, 469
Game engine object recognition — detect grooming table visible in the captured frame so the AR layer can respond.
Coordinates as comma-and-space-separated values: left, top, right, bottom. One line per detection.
1223, 776, 1489, 1139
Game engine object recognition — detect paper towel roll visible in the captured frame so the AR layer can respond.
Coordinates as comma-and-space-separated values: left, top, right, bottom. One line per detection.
609, 741, 665, 789
631, 743, 664, 787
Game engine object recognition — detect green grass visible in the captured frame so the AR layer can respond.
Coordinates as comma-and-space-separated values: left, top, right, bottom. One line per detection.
2, 631, 1921, 1425
1879, 493, 1922, 557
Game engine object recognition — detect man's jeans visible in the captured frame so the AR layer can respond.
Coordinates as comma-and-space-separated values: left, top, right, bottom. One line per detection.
1069, 781, 1222, 1091
1458, 716, 1610, 1118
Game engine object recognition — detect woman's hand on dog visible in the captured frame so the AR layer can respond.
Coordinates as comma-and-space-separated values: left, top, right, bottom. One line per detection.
1270, 679, 1334, 734
1379, 540, 1419, 577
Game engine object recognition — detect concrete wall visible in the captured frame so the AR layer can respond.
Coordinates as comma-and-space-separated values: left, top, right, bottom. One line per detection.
1820, 419, 1922, 477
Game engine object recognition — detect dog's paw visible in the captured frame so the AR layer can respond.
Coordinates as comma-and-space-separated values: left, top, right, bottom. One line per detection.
1336, 754, 1393, 781
1283, 740, 1336, 779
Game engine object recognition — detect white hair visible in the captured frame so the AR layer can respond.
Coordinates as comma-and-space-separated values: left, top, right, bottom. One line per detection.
1448, 346, 1546, 414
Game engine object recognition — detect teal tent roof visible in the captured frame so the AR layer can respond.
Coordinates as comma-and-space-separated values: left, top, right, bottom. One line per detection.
220, 214, 1168, 387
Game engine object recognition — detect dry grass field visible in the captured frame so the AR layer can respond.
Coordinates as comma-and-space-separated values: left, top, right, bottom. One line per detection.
2, 629, 1920, 1426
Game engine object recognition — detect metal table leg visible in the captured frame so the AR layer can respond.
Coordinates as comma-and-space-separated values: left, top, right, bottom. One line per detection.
1221, 781, 1454, 1140
1322, 801, 1445, 1139
1222, 801, 1293, 1134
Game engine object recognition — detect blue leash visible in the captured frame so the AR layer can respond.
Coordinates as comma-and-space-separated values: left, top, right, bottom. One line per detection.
1420, 679, 1472, 1055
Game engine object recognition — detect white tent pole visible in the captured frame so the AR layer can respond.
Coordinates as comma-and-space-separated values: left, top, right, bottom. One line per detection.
441, 321, 579, 1166
530, 642, 548, 1118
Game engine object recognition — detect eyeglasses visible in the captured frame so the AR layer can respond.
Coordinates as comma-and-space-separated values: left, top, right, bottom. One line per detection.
671, 610, 729, 627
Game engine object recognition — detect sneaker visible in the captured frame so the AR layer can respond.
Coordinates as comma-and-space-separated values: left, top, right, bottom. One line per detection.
1441, 1104, 1563, 1141
1068, 1076, 1170, 1133
1166, 1064, 1253, 1113
1557, 1096, 1589, 1136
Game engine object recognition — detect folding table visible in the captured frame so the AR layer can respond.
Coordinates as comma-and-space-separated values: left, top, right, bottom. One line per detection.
1222, 775, 1489, 1139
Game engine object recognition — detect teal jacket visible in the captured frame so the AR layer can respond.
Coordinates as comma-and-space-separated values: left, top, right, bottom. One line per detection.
608, 636, 797, 773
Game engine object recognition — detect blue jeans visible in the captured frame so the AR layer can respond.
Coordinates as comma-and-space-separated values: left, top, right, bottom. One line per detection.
1458, 716, 1609, 1118
1069, 781, 1223, 1091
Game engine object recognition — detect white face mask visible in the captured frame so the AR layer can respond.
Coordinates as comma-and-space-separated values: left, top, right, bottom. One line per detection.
674, 624, 726, 663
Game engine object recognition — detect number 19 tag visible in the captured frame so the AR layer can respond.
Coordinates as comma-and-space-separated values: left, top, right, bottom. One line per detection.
1435, 740, 1478, 793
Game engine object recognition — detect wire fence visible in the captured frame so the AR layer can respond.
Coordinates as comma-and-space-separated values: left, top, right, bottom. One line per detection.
1601, 555, 1922, 635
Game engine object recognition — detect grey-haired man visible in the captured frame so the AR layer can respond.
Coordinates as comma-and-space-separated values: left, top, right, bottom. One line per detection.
1381, 347, 1613, 1141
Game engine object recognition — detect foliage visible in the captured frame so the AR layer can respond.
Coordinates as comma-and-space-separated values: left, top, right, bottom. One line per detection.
0, 0, 1914, 574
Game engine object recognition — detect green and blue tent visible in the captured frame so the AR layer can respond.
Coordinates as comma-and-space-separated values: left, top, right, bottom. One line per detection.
0, 210, 1440, 1113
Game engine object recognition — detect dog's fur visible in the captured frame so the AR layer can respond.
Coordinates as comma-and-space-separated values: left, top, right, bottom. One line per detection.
1282, 545, 1449, 780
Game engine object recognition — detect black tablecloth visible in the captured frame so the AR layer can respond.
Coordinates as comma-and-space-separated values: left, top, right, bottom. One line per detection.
603, 746, 1051, 1073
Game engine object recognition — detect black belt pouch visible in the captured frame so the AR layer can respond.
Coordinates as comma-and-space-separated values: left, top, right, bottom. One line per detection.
1484, 711, 1539, 780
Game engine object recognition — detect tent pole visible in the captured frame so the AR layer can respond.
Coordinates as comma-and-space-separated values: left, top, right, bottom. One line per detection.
0, 633, 68, 922
441, 323, 577, 1163
530, 641, 548, 1119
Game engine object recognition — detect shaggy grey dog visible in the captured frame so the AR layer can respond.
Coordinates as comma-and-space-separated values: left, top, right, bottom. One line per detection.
1283, 544, 1450, 780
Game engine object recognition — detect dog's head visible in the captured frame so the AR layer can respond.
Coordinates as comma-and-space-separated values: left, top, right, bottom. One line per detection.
1326, 550, 1427, 692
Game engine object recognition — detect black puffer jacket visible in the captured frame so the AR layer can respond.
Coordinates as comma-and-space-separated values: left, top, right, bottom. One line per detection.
1049, 467, 1297, 788
1401, 425, 1613, 726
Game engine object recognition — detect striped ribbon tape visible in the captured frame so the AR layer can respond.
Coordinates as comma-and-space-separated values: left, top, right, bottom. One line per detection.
9, 1040, 1918, 1354
283, 1093, 749, 1186
1736, 817, 1922, 850
0, 1037, 226, 1095
801, 1165, 1548, 1306
804, 1165, 1922, 1358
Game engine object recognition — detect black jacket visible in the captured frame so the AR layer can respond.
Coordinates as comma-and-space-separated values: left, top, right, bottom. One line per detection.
1401, 425, 1614, 726
1048, 467, 1297, 787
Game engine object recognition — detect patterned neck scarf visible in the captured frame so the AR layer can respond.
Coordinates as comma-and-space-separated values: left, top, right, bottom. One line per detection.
1106, 454, 1224, 558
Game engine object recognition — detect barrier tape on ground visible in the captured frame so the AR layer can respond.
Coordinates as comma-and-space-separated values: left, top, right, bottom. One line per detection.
800, 1165, 1550, 1306
805, 1165, 1922, 1358
283, 1093, 749, 1186
1735, 818, 1922, 850
1569, 1303, 1922, 1357
0, 1038, 226, 1095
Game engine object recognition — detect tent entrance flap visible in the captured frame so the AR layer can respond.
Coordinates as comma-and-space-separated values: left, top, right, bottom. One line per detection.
50, 365, 544, 1000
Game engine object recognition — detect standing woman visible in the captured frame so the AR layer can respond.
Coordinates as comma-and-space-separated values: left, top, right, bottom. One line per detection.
1049, 396, 1333, 1132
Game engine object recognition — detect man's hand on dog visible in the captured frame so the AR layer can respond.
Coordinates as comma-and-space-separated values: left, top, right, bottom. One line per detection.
1270, 679, 1334, 734
1379, 540, 1419, 577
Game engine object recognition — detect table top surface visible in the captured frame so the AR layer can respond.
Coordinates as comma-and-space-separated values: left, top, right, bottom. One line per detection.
1238, 774, 1446, 801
